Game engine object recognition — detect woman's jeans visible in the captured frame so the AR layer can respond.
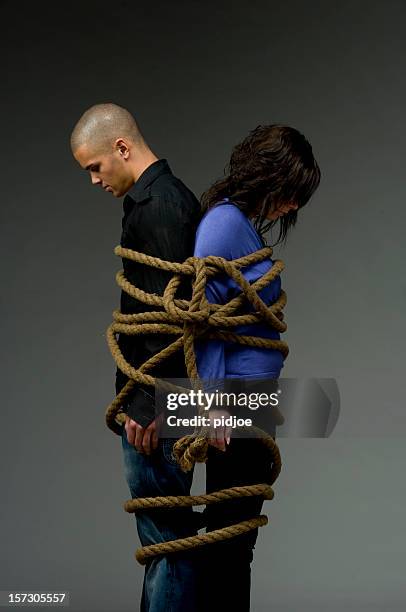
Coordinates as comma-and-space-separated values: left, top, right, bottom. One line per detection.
121, 431, 273, 612
195, 437, 274, 612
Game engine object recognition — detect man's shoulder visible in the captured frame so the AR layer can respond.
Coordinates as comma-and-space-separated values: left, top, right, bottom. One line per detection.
151, 172, 199, 206
123, 166, 202, 236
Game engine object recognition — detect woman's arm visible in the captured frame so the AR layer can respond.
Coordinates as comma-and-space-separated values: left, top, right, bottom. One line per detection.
193, 205, 254, 449
193, 205, 245, 382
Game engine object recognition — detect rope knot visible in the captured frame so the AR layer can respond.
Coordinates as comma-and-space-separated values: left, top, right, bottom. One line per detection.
186, 256, 211, 323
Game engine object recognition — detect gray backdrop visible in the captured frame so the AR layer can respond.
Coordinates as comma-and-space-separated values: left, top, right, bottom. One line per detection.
1, 1, 405, 610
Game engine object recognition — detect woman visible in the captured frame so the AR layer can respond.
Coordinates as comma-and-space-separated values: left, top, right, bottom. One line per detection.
193, 124, 321, 612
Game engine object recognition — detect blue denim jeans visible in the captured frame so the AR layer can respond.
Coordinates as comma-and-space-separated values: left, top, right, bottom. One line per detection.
121, 431, 199, 612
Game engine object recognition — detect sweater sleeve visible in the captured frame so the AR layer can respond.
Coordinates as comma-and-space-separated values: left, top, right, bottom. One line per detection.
193, 205, 249, 387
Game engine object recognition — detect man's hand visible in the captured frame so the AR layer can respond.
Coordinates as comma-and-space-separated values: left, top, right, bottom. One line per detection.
207, 408, 232, 452
125, 413, 164, 455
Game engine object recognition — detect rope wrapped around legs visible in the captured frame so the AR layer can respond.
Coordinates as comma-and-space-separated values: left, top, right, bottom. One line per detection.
105, 245, 288, 564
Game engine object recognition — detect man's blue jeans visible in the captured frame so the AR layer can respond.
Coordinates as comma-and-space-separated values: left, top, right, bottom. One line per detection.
121, 431, 199, 612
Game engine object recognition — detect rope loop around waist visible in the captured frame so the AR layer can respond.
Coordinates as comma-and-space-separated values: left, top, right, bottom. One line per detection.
106, 245, 287, 563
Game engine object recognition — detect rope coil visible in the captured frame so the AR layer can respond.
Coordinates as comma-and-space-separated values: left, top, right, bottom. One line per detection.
105, 244, 287, 564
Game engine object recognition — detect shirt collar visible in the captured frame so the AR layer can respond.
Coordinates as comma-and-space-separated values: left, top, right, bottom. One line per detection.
126, 158, 172, 203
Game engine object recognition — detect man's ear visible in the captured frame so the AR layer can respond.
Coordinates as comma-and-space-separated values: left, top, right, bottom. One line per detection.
115, 138, 130, 160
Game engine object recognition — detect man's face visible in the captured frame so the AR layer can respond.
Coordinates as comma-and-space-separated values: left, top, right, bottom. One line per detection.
73, 142, 134, 198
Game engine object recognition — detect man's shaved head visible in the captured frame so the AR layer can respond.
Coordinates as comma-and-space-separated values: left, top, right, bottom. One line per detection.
71, 102, 158, 198
70, 102, 144, 155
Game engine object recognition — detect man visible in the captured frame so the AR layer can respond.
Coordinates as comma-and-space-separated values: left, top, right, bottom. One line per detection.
70, 102, 202, 611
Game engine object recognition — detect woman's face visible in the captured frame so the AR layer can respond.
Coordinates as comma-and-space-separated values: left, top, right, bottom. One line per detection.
265, 201, 299, 221
249, 202, 299, 221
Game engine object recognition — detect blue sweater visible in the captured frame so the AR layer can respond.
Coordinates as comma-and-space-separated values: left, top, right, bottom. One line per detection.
193, 199, 285, 384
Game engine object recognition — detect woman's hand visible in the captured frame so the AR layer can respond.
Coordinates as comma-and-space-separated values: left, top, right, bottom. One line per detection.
207, 408, 232, 452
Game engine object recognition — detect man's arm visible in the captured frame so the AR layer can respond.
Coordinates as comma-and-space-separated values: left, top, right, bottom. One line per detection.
118, 193, 199, 428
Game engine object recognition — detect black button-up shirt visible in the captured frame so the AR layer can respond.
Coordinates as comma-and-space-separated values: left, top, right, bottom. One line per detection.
115, 159, 202, 427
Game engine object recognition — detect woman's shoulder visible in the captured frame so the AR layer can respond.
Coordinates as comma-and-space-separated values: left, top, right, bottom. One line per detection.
194, 200, 253, 259
198, 200, 249, 227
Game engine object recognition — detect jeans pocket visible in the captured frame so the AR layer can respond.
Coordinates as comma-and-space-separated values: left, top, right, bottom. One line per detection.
161, 438, 180, 467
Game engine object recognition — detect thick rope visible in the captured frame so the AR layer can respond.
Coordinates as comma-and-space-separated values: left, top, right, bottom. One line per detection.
135, 516, 269, 565
123, 484, 275, 512
106, 245, 287, 564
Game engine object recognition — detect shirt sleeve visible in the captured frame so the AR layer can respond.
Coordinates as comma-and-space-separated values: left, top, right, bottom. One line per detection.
119, 194, 199, 427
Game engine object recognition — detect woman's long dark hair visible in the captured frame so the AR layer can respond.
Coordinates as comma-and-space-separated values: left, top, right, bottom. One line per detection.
200, 125, 321, 246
